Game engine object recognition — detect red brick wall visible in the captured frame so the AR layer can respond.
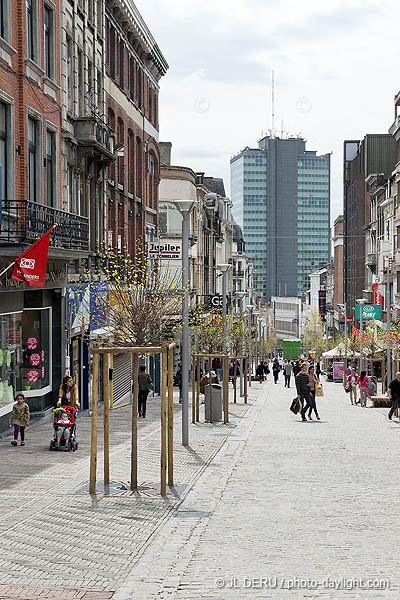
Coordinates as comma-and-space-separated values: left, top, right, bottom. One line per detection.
0, 0, 61, 206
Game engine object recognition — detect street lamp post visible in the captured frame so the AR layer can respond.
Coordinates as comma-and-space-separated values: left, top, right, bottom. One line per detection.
338, 302, 347, 384
247, 304, 254, 387
235, 291, 246, 397
176, 199, 195, 447
356, 298, 366, 373
217, 263, 231, 408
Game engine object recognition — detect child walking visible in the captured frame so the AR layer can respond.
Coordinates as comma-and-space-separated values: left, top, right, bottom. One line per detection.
9, 393, 30, 446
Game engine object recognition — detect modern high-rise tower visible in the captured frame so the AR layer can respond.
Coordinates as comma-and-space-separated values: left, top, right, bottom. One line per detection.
230, 135, 330, 303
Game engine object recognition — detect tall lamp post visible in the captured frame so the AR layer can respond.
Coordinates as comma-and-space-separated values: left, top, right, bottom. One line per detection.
338, 302, 347, 384
176, 199, 195, 447
356, 298, 366, 372
235, 291, 246, 397
247, 304, 254, 386
217, 263, 231, 408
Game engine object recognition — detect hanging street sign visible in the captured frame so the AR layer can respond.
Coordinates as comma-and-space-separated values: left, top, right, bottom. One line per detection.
355, 304, 382, 321
148, 242, 182, 260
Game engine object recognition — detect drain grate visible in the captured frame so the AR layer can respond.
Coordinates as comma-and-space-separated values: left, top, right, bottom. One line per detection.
175, 510, 211, 518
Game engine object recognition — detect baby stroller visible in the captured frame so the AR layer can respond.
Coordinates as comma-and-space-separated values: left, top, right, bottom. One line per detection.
50, 405, 78, 452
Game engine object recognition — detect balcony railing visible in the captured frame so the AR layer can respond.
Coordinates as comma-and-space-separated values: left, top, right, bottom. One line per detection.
0, 200, 89, 251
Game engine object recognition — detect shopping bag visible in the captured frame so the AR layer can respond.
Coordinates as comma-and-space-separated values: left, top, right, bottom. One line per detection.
290, 398, 300, 414
315, 382, 324, 397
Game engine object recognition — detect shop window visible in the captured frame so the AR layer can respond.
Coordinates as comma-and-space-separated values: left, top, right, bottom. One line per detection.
0, 313, 22, 410
18, 309, 51, 392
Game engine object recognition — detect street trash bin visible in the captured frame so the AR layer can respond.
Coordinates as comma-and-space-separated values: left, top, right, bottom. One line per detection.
204, 383, 223, 422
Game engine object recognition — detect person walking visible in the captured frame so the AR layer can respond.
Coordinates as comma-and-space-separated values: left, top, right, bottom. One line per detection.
358, 370, 369, 407
367, 376, 377, 403
284, 360, 292, 388
175, 365, 182, 403
307, 365, 320, 420
316, 361, 322, 378
256, 362, 264, 383
9, 393, 30, 446
388, 371, 400, 420
57, 375, 80, 409
272, 360, 280, 384
263, 362, 270, 380
296, 363, 312, 422
138, 364, 153, 418
293, 361, 301, 377
346, 368, 358, 406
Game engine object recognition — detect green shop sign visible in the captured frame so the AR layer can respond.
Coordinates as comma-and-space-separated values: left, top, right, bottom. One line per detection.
355, 304, 382, 320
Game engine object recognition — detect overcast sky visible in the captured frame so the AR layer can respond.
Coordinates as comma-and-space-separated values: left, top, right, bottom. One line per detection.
136, 0, 400, 223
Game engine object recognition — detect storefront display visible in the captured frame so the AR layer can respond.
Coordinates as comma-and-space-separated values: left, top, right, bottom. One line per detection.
0, 312, 21, 410
19, 309, 50, 391
0, 308, 51, 409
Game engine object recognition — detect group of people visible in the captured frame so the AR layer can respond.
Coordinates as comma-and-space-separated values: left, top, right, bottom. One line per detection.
8, 374, 80, 447
295, 363, 321, 421
270, 358, 321, 388
345, 368, 377, 407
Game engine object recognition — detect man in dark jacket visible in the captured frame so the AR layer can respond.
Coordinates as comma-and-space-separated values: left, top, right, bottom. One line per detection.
138, 364, 153, 418
296, 363, 312, 422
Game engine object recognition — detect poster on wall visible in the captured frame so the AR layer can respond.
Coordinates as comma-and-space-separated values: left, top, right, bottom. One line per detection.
333, 362, 344, 381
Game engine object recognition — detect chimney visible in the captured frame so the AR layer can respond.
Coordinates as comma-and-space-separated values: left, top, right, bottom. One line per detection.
159, 142, 172, 166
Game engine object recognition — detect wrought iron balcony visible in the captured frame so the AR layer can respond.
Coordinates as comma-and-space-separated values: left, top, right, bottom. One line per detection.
0, 200, 89, 251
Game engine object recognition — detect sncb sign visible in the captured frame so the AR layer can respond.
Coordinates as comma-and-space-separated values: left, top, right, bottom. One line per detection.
355, 304, 382, 320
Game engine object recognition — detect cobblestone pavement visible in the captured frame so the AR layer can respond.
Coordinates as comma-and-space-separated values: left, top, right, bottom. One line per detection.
113, 377, 400, 599
0, 382, 261, 599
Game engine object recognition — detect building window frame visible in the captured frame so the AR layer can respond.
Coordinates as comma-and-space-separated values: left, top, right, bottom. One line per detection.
0, 0, 11, 42
43, 2, 56, 80
27, 112, 41, 205
25, 0, 39, 62
0, 93, 14, 204
44, 124, 58, 208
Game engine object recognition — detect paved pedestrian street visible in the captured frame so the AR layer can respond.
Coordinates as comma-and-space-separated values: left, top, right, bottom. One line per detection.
1, 378, 400, 599
114, 378, 400, 600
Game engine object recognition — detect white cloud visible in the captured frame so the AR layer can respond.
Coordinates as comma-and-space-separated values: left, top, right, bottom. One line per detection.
136, 0, 400, 223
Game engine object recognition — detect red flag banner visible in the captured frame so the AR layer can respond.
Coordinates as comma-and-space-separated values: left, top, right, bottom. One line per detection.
12, 225, 57, 287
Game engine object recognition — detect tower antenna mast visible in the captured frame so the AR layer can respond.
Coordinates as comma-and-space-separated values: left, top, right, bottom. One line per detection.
271, 70, 275, 137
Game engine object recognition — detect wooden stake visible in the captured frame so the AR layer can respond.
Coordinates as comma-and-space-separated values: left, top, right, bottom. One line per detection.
103, 353, 110, 485
223, 355, 229, 424
196, 357, 200, 422
168, 345, 174, 486
161, 348, 167, 497
89, 354, 99, 494
130, 353, 139, 491
244, 357, 248, 404
209, 355, 213, 424
192, 355, 196, 424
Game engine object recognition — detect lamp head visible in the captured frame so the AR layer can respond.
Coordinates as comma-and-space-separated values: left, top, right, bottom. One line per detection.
217, 263, 231, 273
175, 199, 195, 214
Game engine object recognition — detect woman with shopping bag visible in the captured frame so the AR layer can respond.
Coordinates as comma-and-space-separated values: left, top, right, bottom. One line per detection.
307, 365, 320, 420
